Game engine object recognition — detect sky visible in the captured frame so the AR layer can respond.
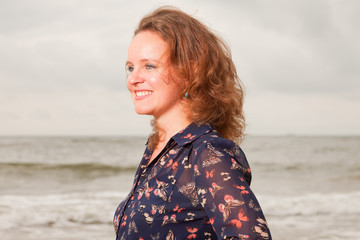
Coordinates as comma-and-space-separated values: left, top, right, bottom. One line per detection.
0, 0, 359, 136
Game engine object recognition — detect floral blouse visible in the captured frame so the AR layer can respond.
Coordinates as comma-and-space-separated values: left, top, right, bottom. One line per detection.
113, 123, 271, 240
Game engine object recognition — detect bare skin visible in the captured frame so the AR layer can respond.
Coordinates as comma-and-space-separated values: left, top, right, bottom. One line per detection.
126, 31, 190, 164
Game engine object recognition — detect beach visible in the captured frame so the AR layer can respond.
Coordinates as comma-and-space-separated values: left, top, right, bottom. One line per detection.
0, 135, 359, 240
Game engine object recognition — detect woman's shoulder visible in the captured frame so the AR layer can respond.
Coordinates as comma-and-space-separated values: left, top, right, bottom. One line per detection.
190, 129, 252, 185
192, 130, 244, 157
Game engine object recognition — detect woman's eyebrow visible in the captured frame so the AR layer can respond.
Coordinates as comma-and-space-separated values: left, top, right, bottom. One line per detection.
140, 58, 160, 63
126, 58, 161, 65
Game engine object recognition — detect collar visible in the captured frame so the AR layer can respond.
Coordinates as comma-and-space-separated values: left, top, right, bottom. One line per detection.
172, 122, 214, 147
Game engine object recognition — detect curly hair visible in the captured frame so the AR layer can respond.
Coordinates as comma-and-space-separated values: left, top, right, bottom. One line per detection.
134, 6, 246, 145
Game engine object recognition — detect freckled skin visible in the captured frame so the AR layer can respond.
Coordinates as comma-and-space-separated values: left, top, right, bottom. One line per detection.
126, 31, 184, 119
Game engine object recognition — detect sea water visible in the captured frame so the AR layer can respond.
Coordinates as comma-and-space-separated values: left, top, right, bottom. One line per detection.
0, 136, 359, 240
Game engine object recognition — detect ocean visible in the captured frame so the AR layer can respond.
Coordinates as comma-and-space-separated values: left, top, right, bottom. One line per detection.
0, 136, 359, 240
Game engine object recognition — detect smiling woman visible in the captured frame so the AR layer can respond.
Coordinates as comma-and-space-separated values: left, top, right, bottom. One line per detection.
113, 6, 271, 240
126, 31, 186, 123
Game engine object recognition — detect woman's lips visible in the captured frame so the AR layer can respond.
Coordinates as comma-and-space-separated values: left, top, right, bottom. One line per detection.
134, 90, 153, 99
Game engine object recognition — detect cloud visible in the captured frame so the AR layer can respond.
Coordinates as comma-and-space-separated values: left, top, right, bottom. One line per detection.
245, 91, 360, 135
0, 87, 152, 135
0, 0, 134, 93
215, 0, 360, 95
0, 0, 359, 135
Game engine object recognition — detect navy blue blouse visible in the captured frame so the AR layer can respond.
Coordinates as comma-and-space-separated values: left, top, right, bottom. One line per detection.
114, 123, 271, 239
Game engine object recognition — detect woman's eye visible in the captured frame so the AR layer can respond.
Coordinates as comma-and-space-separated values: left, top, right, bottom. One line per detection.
145, 64, 156, 70
126, 66, 134, 73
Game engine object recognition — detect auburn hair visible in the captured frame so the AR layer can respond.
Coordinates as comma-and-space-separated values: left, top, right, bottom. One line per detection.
135, 6, 246, 146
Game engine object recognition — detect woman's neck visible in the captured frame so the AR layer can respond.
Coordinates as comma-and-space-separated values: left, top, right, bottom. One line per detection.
154, 102, 191, 147
149, 116, 189, 163
155, 115, 191, 146
148, 118, 189, 163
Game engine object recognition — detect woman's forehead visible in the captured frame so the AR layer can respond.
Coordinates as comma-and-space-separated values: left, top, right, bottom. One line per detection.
128, 31, 169, 61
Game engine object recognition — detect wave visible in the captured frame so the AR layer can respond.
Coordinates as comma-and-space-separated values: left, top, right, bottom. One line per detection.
259, 191, 360, 217
0, 162, 137, 173
0, 191, 127, 230
0, 191, 359, 230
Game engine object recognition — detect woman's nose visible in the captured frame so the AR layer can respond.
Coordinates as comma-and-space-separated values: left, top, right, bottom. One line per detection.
127, 69, 145, 86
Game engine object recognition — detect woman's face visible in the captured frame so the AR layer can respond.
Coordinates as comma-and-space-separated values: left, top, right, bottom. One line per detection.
126, 31, 184, 119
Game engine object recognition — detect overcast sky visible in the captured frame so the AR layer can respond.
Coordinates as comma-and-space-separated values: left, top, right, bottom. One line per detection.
0, 0, 359, 136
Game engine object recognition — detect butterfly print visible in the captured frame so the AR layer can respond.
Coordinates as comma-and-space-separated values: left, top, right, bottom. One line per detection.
170, 213, 178, 223
151, 204, 166, 215
164, 157, 179, 170
230, 158, 241, 170
197, 187, 207, 196
138, 204, 146, 212
150, 232, 160, 240
166, 229, 175, 240
192, 147, 198, 157
182, 133, 197, 140
232, 160, 251, 177
218, 195, 245, 222
233, 184, 250, 195
249, 199, 261, 211
229, 208, 249, 229
168, 174, 176, 184
169, 148, 180, 155
165, 158, 174, 168
210, 203, 217, 212
139, 165, 147, 178
224, 194, 244, 204
224, 145, 241, 157
144, 187, 154, 199
130, 209, 136, 218
143, 212, 154, 226
161, 214, 177, 226
206, 169, 215, 178
208, 217, 215, 225
159, 154, 169, 167
202, 142, 223, 167
143, 152, 150, 159
221, 172, 231, 181
127, 221, 138, 234
173, 204, 185, 213
185, 212, 195, 221
154, 179, 169, 201
137, 182, 153, 200
238, 234, 250, 240
182, 156, 192, 168
119, 232, 125, 240
172, 161, 179, 170
204, 232, 212, 240
252, 217, 270, 239
153, 188, 167, 201
209, 182, 223, 198
179, 182, 199, 207
120, 214, 127, 227
186, 226, 198, 239
194, 164, 200, 176
114, 123, 271, 240
223, 148, 235, 157
156, 178, 169, 189
196, 187, 207, 206
199, 196, 207, 207
114, 218, 120, 234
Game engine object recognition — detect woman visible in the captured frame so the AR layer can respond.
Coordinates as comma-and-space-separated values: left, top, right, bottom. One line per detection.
114, 6, 271, 240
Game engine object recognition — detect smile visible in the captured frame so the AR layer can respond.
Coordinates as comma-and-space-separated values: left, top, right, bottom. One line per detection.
135, 91, 152, 97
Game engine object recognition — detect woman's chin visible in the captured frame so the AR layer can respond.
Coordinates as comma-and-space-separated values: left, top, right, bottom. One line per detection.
134, 108, 153, 116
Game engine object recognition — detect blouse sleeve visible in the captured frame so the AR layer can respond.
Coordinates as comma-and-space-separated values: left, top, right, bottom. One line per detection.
190, 138, 271, 240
